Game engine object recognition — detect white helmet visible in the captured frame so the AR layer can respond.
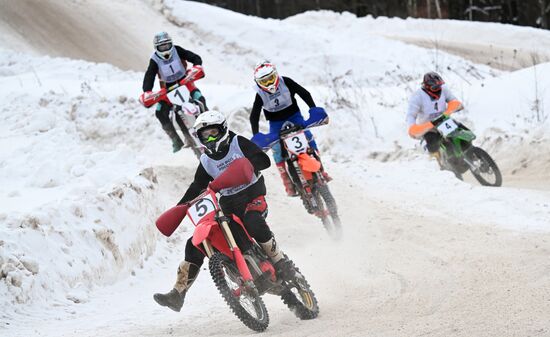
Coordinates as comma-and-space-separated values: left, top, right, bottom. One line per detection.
254, 60, 280, 94
193, 111, 230, 153
153, 32, 174, 60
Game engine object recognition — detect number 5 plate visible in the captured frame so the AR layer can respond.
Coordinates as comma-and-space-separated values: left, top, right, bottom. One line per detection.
437, 119, 458, 136
284, 131, 308, 155
188, 193, 217, 226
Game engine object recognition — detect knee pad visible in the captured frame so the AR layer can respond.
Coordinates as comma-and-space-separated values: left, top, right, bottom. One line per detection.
243, 211, 272, 243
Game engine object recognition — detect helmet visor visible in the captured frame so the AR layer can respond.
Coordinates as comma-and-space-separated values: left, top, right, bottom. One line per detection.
199, 126, 221, 143
156, 42, 173, 52
257, 73, 277, 87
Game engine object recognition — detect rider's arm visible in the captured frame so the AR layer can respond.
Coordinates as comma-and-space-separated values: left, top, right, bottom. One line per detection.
284, 77, 316, 108
238, 136, 271, 172
250, 94, 263, 135
175, 46, 203, 66
142, 59, 159, 92
177, 163, 212, 205
443, 86, 463, 116
406, 92, 432, 139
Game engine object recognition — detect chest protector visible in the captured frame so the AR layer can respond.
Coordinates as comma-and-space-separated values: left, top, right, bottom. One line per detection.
255, 77, 293, 112
200, 137, 260, 196
416, 89, 452, 124
151, 49, 186, 84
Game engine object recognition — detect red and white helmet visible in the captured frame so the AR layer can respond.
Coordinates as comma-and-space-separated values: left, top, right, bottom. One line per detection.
254, 60, 280, 94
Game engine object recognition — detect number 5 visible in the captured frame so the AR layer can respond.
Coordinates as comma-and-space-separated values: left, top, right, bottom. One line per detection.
195, 200, 208, 217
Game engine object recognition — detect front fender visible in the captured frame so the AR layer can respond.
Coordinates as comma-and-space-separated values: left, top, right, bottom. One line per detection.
191, 220, 217, 247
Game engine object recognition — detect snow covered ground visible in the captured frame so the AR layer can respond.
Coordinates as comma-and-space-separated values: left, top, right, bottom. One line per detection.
1, 1, 549, 336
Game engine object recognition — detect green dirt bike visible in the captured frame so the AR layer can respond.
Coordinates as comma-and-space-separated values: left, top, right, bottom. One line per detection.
430, 114, 502, 187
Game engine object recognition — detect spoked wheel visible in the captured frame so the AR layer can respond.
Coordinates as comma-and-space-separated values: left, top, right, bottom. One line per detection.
465, 147, 502, 187
280, 261, 319, 320
209, 252, 269, 332
174, 111, 202, 159
312, 183, 342, 240
180, 125, 203, 159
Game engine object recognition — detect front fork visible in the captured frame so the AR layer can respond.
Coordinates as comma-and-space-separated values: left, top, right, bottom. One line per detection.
209, 211, 254, 284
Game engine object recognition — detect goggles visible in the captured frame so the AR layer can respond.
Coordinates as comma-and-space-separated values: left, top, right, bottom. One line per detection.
425, 79, 444, 92
257, 73, 277, 87
156, 42, 173, 52
199, 126, 221, 143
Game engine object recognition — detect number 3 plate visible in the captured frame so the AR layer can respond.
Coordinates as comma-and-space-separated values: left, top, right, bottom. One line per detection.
284, 132, 308, 154
188, 194, 217, 225
437, 119, 458, 136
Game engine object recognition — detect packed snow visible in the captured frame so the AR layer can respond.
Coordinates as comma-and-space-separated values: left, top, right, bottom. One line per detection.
1, 1, 549, 336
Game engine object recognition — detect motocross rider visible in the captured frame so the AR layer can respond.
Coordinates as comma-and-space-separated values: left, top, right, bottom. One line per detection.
153, 110, 295, 312
406, 72, 463, 160
142, 31, 208, 152
250, 60, 330, 196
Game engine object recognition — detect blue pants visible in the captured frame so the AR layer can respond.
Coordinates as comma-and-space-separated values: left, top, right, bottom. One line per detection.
269, 112, 317, 164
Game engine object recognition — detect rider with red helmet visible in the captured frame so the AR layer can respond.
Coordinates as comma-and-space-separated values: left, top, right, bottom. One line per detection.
153, 110, 294, 312
406, 72, 463, 158
250, 60, 329, 196
142, 32, 208, 152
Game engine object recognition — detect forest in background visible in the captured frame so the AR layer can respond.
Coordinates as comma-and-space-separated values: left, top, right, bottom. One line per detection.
190, 0, 550, 29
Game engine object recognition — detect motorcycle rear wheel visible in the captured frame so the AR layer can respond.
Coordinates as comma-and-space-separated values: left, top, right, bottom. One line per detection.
280, 260, 319, 320
313, 183, 343, 240
209, 252, 269, 332
466, 147, 502, 187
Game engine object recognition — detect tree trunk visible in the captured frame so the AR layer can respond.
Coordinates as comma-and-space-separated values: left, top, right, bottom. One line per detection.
434, 0, 442, 18
426, 0, 431, 18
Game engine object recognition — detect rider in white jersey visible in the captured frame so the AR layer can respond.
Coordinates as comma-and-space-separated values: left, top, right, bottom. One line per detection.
406, 72, 463, 158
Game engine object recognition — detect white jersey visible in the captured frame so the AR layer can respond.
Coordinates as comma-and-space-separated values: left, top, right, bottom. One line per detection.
254, 76, 293, 112
200, 136, 259, 196
151, 49, 186, 84
406, 86, 457, 126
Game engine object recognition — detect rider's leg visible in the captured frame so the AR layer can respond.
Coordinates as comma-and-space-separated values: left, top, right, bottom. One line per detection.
190, 88, 208, 112
156, 101, 184, 152
153, 238, 203, 312
269, 119, 297, 196
242, 196, 294, 278
424, 131, 442, 165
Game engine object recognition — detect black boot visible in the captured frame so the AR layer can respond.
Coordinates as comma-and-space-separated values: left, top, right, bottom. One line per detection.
153, 288, 186, 312
153, 261, 200, 312
162, 124, 184, 153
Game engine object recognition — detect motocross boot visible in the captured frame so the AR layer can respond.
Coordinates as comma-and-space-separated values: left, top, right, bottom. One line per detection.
162, 123, 184, 153
429, 151, 443, 169
259, 237, 295, 280
316, 152, 333, 182
276, 162, 298, 197
153, 261, 200, 312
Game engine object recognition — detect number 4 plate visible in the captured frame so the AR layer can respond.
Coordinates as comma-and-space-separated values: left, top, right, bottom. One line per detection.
188, 193, 217, 226
437, 119, 458, 136
284, 131, 308, 154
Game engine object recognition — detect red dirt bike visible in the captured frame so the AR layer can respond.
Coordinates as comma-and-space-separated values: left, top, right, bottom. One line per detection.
139, 65, 205, 158
156, 158, 319, 332
252, 108, 342, 240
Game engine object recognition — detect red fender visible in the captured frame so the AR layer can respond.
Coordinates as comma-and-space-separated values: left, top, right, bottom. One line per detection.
156, 204, 189, 237
191, 220, 217, 247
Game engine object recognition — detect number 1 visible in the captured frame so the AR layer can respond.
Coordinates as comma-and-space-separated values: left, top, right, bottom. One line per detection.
175, 89, 186, 103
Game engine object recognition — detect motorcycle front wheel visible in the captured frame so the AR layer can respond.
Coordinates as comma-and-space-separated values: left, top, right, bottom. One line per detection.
209, 252, 269, 332
313, 183, 343, 240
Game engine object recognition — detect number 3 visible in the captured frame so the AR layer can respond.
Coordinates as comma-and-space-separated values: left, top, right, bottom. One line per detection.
292, 136, 303, 149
